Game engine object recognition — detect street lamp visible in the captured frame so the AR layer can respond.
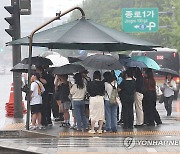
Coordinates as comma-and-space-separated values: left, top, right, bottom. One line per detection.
26, 7, 85, 130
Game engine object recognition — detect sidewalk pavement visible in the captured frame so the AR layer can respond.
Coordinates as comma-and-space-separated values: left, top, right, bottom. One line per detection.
0, 100, 180, 153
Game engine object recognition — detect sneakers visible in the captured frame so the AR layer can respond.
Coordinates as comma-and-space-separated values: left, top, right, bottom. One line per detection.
70, 124, 77, 129
38, 125, 46, 130
88, 130, 96, 134
29, 125, 36, 130
47, 122, 53, 127
97, 130, 103, 134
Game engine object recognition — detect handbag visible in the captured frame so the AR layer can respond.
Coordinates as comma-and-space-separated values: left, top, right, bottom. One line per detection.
159, 94, 164, 104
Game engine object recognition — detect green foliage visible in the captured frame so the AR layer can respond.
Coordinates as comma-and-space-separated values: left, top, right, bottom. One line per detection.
70, 0, 180, 51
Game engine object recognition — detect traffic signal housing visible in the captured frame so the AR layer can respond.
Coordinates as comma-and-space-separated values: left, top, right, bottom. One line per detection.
4, 4, 20, 39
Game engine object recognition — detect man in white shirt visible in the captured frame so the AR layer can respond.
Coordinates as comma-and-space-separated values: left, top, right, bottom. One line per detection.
161, 73, 177, 116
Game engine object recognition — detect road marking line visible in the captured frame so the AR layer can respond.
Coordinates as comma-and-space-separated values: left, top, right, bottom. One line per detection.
59, 131, 180, 137
146, 148, 157, 152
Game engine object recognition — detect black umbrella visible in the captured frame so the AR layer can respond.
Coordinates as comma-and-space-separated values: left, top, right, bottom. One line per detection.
155, 68, 179, 77
68, 56, 87, 63
21, 56, 53, 66
80, 54, 123, 70
52, 64, 86, 75
8, 18, 160, 51
10, 63, 36, 73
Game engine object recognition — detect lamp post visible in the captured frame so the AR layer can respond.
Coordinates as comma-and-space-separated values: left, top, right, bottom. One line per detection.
26, 7, 85, 130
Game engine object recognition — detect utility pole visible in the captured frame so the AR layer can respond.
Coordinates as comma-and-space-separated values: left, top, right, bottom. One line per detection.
5, 0, 23, 118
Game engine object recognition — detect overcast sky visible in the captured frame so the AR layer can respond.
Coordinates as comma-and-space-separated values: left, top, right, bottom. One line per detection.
43, 0, 84, 17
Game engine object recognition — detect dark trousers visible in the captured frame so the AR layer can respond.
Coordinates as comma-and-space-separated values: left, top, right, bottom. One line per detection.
52, 94, 59, 118
120, 105, 124, 122
41, 93, 48, 126
164, 95, 173, 116
122, 101, 134, 128
46, 94, 53, 123
143, 91, 162, 125
117, 106, 119, 121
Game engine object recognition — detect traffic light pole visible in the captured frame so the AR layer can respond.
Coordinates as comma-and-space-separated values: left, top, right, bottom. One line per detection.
11, 0, 23, 118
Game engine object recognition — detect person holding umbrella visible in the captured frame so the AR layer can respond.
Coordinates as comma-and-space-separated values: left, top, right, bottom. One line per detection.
161, 73, 177, 116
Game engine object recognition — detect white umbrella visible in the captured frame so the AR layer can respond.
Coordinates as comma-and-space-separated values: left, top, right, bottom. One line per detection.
46, 53, 69, 67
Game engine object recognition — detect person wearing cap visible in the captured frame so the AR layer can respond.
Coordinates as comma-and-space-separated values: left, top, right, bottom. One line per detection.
30, 72, 45, 130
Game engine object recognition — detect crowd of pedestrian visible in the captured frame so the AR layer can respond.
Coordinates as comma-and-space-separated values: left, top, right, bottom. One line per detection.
25, 65, 177, 133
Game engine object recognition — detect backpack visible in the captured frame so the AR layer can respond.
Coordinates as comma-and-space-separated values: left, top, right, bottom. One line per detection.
109, 83, 118, 104
35, 81, 44, 95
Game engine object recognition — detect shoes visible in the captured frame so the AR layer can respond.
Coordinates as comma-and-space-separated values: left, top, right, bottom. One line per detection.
157, 122, 162, 126
60, 122, 70, 128
104, 130, 112, 133
147, 123, 155, 126
65, 123, 70, 128
47, 122, 53, 126
76, 129, 82, 132
83, 128, 89, 132
38, 125, 46, 129
123, 126, 133, 129
54, 118, 61, 122
29, 125, 36, 130
88, 130, 96, 134
134, 124, 144, 128
54, 116, 64, 122
70, 124, 77, 129
117, 120, 123, 125
97, 130, 103, 134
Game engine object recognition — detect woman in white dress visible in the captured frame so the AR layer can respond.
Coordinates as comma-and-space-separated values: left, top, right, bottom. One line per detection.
87, 71, 105, 134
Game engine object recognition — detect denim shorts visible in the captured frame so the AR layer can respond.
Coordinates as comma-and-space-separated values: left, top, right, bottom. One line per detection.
63, 101, 71, 110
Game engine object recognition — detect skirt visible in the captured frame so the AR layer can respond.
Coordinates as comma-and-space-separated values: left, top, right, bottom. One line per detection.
89, 96, 105, 122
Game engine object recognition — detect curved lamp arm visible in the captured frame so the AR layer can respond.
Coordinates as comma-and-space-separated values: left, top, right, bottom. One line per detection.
26, 7, 85, 130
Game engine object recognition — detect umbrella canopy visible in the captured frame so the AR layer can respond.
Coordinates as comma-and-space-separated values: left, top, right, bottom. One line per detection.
46, 54, 69, 67
21, 56, 53, 66
131, 56, 160, 70
80, 54, 123, 70
10, 63, 36, 73
52, 64, 86, 75
68, 56, 87, 63
8, 18, 160, 51
155, 68, 179, 77
119, 57, 147, 68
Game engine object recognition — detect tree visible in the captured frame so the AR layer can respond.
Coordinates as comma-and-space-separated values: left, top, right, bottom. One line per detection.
70, 0, 180, 51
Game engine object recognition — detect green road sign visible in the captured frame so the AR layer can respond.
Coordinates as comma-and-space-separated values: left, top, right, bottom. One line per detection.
122, 8, 159, 32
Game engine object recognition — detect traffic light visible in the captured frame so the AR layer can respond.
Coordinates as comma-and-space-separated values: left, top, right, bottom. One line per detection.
4, 4, 20, 39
